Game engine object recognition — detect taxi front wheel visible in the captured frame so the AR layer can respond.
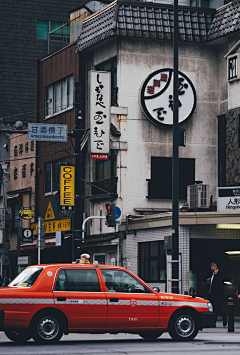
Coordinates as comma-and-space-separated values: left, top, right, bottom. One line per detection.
32, 311, 63, 344
169, 311, 198, 341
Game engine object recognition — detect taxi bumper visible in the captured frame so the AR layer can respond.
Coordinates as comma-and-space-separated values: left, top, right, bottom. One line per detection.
0, 310, 4, 331
199, 312, 215, 329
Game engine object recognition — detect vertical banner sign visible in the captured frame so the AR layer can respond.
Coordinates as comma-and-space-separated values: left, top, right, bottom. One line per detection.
60, 166, 75, 206
89, 71, 110, 156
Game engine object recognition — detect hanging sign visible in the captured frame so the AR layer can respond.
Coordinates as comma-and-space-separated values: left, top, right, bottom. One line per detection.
140, 68, 196, 126
89, 71, 110, 155
19, 209, 35, 220
60, 166, 75, 206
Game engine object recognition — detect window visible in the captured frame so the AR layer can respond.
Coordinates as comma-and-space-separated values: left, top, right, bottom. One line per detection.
37, 20, 67, 40
228, 55, 238, 80
147, 157, 195, 199
9, 267, 43, 287
101, 269, 151, 293
96, 150, 116, 181
95, 57, 117, 105
55, 269, 101, 292
45, 75, 74, 117
44, 158, 67, 195
139, 241, 166, 283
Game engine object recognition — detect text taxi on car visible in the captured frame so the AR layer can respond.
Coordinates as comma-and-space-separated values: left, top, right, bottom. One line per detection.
0, 254, 215, 344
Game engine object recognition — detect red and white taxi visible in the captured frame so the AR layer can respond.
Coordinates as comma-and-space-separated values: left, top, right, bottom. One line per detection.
0, 263, 215, 344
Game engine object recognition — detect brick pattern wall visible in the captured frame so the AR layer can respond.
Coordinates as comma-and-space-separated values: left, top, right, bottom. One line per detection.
0, 0, 81, 124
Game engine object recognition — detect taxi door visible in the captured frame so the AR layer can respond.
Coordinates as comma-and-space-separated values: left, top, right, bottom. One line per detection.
100, 269, 159, 330
53, 268, 107, 329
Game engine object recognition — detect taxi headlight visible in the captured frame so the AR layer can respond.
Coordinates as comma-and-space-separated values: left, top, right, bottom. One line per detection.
208, 302, 213, 312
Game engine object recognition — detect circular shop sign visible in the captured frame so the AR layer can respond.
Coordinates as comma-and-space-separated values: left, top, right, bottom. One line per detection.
140, 68, 196, 126
19, 209, 35, 220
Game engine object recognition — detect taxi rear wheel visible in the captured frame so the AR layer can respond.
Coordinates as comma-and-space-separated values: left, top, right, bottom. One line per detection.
169, 311, 198, 341
5, 329, 31, 344
139, 331, 163, 340
32, 312, 63, 344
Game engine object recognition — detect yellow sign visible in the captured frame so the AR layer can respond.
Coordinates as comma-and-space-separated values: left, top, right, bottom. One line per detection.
45, 201, 56, 220
19, 209, 35, 220
60, 166, 75, 206
31, 218, 71, 235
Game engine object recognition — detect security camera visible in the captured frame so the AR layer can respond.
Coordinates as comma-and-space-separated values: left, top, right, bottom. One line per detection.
15, 121, 24, 130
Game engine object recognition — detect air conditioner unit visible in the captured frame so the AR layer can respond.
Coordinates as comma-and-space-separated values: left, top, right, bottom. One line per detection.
187, 184, 210, 210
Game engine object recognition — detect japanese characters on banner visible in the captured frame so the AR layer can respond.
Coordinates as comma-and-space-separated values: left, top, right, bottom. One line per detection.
217, 187, 240, 211
140, 68, 196, 126
89, 71, 110, 158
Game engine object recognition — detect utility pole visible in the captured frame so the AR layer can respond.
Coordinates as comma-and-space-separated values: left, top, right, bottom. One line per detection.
172, 0, 179, 294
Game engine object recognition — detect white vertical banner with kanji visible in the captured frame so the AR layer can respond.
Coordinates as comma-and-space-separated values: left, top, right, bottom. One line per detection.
89, 70, 111, 155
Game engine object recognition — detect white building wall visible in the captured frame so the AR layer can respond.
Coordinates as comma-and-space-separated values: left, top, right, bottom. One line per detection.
88, 37, 227, 235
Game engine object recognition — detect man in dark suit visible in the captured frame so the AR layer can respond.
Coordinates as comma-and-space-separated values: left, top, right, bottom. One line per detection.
207, 261, 227, 327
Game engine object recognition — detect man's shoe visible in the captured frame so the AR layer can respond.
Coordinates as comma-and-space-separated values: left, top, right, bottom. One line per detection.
212, 324, 216, 328
223, 319, 227, 327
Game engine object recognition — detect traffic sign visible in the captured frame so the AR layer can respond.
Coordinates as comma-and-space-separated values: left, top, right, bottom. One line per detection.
22, 228, 33, 243
115, 206, 121, 219
37, 225, 46, 237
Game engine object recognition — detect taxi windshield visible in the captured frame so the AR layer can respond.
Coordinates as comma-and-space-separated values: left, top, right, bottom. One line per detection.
8, 267, 43, 287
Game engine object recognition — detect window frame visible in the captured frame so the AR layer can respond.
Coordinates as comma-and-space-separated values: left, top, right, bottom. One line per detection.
45, 75, 74, 118
228, 54, 238, 81
139, 241, 166, 283
37, 19, 67, 41
54, 268, 101, 292
44, 158, 67, 196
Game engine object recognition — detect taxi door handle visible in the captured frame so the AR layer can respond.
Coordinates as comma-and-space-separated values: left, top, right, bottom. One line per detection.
110, 298, 119, 302
57, 297, 66, 301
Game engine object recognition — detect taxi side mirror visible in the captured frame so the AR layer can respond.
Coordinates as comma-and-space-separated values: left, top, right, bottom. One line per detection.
153, 287, 160, 293
189, 287, 196, 298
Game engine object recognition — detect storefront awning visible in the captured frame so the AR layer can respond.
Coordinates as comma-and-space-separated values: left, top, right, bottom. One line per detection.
20, 236, 71, 250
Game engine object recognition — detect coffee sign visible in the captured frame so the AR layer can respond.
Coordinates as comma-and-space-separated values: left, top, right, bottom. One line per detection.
140, 68, 196, 126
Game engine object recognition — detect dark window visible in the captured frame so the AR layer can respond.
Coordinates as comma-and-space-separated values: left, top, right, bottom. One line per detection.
95, 57, 117, 105
96, 150, 116, 181
139, 241, 166, 283
55, 269, 101, 292
148, 157, 195, 199
9, 267, 43, 287
229, 56, 237, 80
101, 269, 151, 293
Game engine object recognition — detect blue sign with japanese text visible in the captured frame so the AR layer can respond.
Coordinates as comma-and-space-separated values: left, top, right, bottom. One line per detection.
28, 123, 68, 142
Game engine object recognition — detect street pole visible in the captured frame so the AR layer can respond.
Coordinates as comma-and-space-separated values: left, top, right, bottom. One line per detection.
37, 216, 41, 265
172, 0, 179, 294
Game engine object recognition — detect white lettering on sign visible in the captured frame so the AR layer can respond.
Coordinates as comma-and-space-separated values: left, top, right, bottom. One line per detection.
129, 318, 138, 322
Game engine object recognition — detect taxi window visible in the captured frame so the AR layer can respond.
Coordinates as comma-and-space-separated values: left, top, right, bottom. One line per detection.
101, 269, 151, 293
55, 269, 101, 292
8, 267, 43, 287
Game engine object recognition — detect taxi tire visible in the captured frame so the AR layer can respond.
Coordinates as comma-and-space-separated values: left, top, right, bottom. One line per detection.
32, 311, 63, 344
169, 311, 198, 341
5, 329, 31, 344
139, 331, 163, 340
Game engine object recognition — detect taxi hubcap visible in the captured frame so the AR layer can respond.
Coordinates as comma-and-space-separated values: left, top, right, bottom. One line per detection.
175, 315, 195, 337
38, 317, 59, 340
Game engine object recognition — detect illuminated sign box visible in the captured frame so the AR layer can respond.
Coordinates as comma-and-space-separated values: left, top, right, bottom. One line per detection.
60, 166, 75, 206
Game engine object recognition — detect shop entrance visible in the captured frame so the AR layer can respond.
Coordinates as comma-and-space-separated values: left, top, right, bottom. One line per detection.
190, 238, 240, 314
